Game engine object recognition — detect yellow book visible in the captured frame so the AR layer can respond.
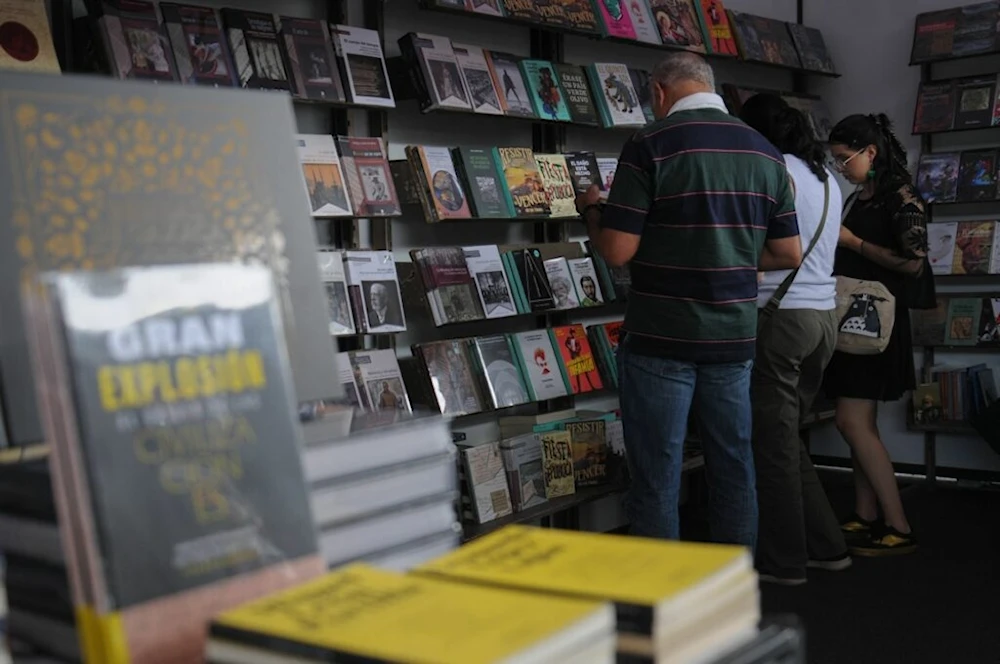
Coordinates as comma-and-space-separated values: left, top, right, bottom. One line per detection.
539, 430, 575, 498
208, 563, 616, 664
414, 526, 753, 640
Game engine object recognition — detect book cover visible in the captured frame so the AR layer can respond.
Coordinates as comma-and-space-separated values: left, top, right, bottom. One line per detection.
466, 0, 505, 16
913, 81, 956, 133
499, 433, 547, 511
551, 324, 603, 394
296, 134, 354, 217
786, 23, 835, 74
521, 59, 573, 122
697, 0, 738, 56
279, 16, 344, 102
462, 245, 519, 318
628, 68, 655, 124
539, 431, 576, 498
414, 145, 473, 220
957, 149, 998, 202
474, 335, 531, 409
453, 147, 511, 218
535, 153, 577, 217
486, 50, 535, 118
317, 250, 355, 336
928, 222, 958, 275
946, 298, 983, 346
553, 63, 600, 126
979, 298, 1000, 345
495, 147, 551, 217
954, 76, 996, 129
335, 136, 400, 217
532, 0, 574, 29
462, 443, 513, 523
407, 32, 472, 111
512, 248, 557, 311
511, 331, 570, 401
952, 2, 999, 58
555, 0, 601, 34
648, 0, 707, 52
915, 153, 960, 203
953, 221, 995, 274
545, 257, 580, 310
567, 258, 605, 306
417, 340, 486, 417
343, 251, 407, 334
623, 0, 662, 44
330, 24, 394, 108
0, 0, 60, 74
593, 0, 636, 39
565, 419, 609, 487
911, 8, 959, 63
160, 3, 237, 87
745, 14, 800, 67
500, 0, 540, 21
91, 0, 178, 81
911, 297, 948, 347
587, 63, 644, 127
597, 157, 619, 191
412, 246, 484, 325
565, 151, 604, 194
993, 223, 1000, 273
333, 352, 365, 410
348, 349, 411, 412
452, 43, 504, 115
221, 8, 290, 90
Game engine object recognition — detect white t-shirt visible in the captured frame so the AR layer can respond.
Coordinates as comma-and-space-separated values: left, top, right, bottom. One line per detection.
758, 155, 842, 310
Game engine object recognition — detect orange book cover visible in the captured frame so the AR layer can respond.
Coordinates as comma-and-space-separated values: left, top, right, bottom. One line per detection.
698, 0, 739, 57
551, 324, 602, 394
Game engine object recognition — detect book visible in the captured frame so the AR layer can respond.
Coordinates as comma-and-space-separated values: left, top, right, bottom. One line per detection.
540, 430, 576, 498
735, 12, 800, 67
348, 349, 411, 412
697, 0, 738, 56
462, 245, 519, 318
566, 419, 609, 486
499, 433, 547, 511
296, 134, 354, 218
317, 250, 356, 336
221, 8, 290, 90
954, 76, 996, 129
511, 248, 556, 311
594, 0, 636, 39
473, 335, 531, 408
0, 0, 59, 74
597, 157, 619, 191
495, 146, 552, 217
335, 136, 400, 217
911, 297, 948, 347
343, 251, 407, 334
90, 0, 178, 81
952, 2, 1000, 58
628, 68, 655, 124
545, 257, 581, 310
567, 257, 605, 306
416, 340, 486, 416
208, 564, 615, 664
279, 16, 344, 101
915, 153, 960, 203
400, 32, 472, 111
553, 63, 601, 126
461, 443, 513, 523
466, 0, 505, 16
623, 0, 661, 43
587, 62, 644, 128
565, 150, 604, 194
911, 8, 960, 63
500, 0, 540, 21
452, 147, 511, 218
946, 298, 983, 346
160, 3, 237, 87
25, 264, 325, 662
486, 50, 535, 118
648, 0, 707, 52
993, 223, 1000, 272
521, 59, 573, 122
333, 351, 365, 410
980, 298, 1000, 345
451, 42, 504, 115
786, 23, 836, 74
913, 81, 956, 133
556, 0, 601, 32
511, 330, 570, 401
535, 153, 577, 217
928, 222, 958, 275
411, 246, 485, 325
953, 221, 995, 274
957, 150, 998, 202
330, 24, 394, 107
408, 145, 473, 221
551, 324, 604, 394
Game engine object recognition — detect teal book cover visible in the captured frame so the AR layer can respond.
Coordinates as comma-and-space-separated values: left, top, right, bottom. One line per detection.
520, 59, 572, 122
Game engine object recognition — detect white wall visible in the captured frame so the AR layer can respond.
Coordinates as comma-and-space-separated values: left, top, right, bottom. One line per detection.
804, 0, 1000, 474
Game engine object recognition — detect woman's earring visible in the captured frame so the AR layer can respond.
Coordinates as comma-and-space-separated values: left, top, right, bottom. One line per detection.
867, 168, 876, 179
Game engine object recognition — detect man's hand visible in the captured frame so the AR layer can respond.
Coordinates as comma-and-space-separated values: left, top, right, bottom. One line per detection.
575, 184, 602, 216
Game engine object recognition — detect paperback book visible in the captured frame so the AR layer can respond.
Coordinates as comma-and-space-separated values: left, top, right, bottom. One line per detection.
535, 153, 578, 217
221, 8, 289, 90
408, 145, 473, 220
593, 0, 636, 39
565, 419, 609, 487
521, 59, 573, 122
957, 149, 998, 202
698, 0, 738, 56
624, 0, 662, 44
540, 431, 575, 498
551, 324, 604, 395
494, 147, 552, 217
348, 349, 411, 412
279, 16, 344, 101
330, 24, 394, 107
343, 250, 407, 334
452, 43, 504, 115
317, 250, 355, 335
400, 32, 472, 111
915, 152, 960, 203
473, 335, 532, 408
296, 134, 353, 218
587, 63, 645, 128
553, 63, 601, 125
452, 147, 511, 217
416, 340, 486, 417
0, 0, 60, 73
954, 76, 996, 129
335, 136, 400, 217
568, 258, 605, 306
953, 221, 995, 274
461, 443, 513, 523
913, 81, 956, 133
648, 0, 707, 52
511, 330, 570, 401
928, 222, 958, 275
462, 245, 519, 318
786, 23, 836, 74
160, 3, 237, 86
545, 257, 581, 311
499, 433, 547, 511
487, 50, 536, 118
91, 0, 178, 81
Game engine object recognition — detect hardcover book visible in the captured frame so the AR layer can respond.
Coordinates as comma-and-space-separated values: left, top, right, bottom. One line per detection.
957, 149, 998, 202
296, 134, 354, 218
495, 146, 552, 217
462, 245, 519, 318
0, 0, 60, 73
461, 443, 513, 523
452, 147, 511, 218
416, 340, 486, 417
587, 62, 645, 128
486, 50, 535, 118
25, 264, 325, 662
593, 0, 636, 39
553, 63, 600, 126
913, 81, 956, 133
954, 76, 996, 129
90, 0, 178, 81
624, 0, 662, 44
0, 72, 340, 446
473, 335, 531, 408
499, 433, 547, 511
565, 419, 609, 486
279, 16, 344, 102
648, 0, 707, 52
317, 250, 356, 336
915, 152, 960, 203
535, 153, 577, 217
511, 330, 570, 401
521, 59, 573, 122
348, 349, 411, 412
953, 221, 995, 274
551, 324, 603, 394
330, 24, 394, 108
951, 1, 999, 58
160, 3, 237, 87
342, 251, 407, 334
540, 431, 576, 498
221, 8, 290, 90
452, 43, 504, 115
786, 23, 836, 74
409, 145, 473, 220
697, 0, 738, 56
335, 136, 400, 217
545, 257, 581, 310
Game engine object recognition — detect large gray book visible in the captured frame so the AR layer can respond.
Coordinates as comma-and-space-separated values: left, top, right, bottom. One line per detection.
0, 71, 340, 445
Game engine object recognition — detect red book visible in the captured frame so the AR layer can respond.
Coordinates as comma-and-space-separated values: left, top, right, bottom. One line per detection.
550, 324, 603, 395
698, 0, 739, 56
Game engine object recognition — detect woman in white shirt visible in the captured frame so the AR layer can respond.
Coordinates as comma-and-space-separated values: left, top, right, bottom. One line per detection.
740, 93, 847, 586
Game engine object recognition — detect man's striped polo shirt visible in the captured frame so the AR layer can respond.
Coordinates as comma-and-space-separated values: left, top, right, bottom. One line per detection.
601, 104, 799, 364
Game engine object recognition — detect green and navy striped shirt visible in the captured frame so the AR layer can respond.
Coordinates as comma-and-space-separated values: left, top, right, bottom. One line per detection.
602, 105, 799, 363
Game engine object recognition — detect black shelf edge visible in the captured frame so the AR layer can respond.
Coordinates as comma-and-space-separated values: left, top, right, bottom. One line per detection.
916, 344, 1000, 352
910, 50, 1000, 68
430, 300, 627, 330
0, 443, 50, 466
906, 421, 978, 434
932, 274, 1000, 284
913, 124, 1000, 137
448, 385, 622, 421
927, 200, 1000, 209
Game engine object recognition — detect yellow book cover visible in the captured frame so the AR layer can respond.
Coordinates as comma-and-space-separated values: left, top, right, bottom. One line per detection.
415, 526, 751, 630
540, 430, 575, 498
534, 153, 577, 218
0, 0, 60, 74
209, 563, 613, 664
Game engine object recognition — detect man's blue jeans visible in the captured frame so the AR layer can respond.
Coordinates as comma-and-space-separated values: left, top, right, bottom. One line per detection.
618, 339, 758, 550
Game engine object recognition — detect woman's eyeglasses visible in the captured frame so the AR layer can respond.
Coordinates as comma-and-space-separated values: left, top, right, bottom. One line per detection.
829, 148, 865, 172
